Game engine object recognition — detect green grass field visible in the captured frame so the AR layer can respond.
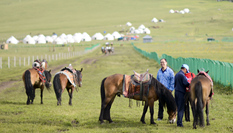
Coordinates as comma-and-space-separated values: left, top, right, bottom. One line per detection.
0, 45, 233, 133
0, 0, 233, 132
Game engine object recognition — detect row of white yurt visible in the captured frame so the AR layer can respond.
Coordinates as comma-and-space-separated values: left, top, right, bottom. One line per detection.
170, 8, 190, 14
129, 24, 151, 34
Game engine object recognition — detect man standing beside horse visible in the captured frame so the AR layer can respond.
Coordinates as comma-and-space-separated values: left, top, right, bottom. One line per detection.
156, 58, 175, 121
174, 64, 190, 127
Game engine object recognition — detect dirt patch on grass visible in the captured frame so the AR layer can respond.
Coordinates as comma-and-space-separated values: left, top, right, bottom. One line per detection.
0, 81, 18, 92
81, 58, 97, 64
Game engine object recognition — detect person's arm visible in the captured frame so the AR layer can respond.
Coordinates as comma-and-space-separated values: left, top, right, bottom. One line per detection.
182, 75, 190, 87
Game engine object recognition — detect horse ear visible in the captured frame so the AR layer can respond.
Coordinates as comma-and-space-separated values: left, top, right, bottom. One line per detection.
206, 70, 209, 73
197, 69, 199, 73
80, 68, 83, 72
49, 70, 51, 73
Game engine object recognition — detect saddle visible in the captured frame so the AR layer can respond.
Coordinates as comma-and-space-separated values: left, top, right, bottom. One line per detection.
33, 67, 46, 83
60, 67, 77, 87
125, 70, 152, 100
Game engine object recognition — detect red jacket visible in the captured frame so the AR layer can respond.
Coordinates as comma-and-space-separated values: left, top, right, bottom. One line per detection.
185, 72, 195, 92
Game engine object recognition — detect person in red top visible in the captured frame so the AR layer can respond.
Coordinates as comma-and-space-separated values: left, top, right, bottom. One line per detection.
184, 70, 195, 122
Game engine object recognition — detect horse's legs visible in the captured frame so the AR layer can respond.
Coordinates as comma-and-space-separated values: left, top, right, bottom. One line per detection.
206, 102, 210, 126
27, 96, 30, 105
30, 89, 35, 104
149, 99, 156, 125
68, 88, 73, 105
140, 101, 148, 124
101, 96, 115, 123
40, 87, 44, 104
193, 101, 197, 129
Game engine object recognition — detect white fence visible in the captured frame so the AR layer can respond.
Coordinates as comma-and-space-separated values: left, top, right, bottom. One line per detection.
0, 44, 99, 69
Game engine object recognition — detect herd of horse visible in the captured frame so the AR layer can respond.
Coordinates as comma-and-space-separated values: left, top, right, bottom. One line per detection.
22, 60, 213, 129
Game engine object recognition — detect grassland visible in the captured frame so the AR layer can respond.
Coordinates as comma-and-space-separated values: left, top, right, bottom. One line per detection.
0, 45, 232, 133
0, 0, 233, 132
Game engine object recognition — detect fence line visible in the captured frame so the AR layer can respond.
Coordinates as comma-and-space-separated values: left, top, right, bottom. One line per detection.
131, 43, 233, 88
0, 44, 99, 69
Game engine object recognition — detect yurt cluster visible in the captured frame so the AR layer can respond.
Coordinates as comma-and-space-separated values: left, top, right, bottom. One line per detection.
5, 21, 157, 45
169, 8, 190, 14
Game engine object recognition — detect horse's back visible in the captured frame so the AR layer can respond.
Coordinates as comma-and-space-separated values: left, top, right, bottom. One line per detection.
190, 76, 211, 101
23, 68, 40, 84
104, 74, 124, 95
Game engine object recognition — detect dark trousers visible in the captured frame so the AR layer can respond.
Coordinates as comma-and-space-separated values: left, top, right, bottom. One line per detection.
175, 91, 185, 126
158, 99, 164, 119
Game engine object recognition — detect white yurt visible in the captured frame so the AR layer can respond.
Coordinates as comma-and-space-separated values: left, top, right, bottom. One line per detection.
134, 29, 141, 34
151, 18, 158, 23
6, 36, 19, 44
51, 34, 57, 40
59, 33, 67, 39
180, 10, 185, 14
54, 37, 64, 45
36, 36, 46, 44
138, 24, 146, 30
112, 31, 121, 39
169, 9, 175, 13
144, 28, 151, 34
23, 35, 36, 44
184, 8, 190, 13
104, 33, 114, 40
45, 36, 54, 43
73, 33, 83, 43
129, 27, 135, 31
38, 34, 46, 40
92, 32, 104, 40
82, 32, 91, 42
66, 34, 75, 43
126, 22, 132, 26
32, 35, 38, 41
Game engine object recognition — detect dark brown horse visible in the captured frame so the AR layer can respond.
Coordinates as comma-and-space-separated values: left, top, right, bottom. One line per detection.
190, 70, 213, 129
99, 74, 177, 125
22, 68, 52, 105
53, 67, 83, 105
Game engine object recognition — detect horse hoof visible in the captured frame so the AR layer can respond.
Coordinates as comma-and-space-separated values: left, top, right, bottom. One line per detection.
150, 122, 157, 125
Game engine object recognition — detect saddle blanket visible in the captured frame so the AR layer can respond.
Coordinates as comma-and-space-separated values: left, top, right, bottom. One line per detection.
56, 70, 76, 87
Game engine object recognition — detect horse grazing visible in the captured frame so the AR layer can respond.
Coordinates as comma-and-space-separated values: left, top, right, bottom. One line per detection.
22, 68, 52, 105
99, 73, 177, 125
190, 70, 213, 129
53, 67, 83, 105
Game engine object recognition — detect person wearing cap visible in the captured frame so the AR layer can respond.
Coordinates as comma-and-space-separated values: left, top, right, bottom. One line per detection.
174, 64, 190, 127
156, 58, 174, 121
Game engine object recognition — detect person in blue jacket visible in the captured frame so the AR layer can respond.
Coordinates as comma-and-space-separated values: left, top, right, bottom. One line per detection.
156, 58, 174, 121
174, 64, 190, 127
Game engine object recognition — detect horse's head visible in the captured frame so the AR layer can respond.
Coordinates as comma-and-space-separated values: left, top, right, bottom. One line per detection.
44, 70, 52, 89
75, 68, 83, 87
167, 110, 176, 124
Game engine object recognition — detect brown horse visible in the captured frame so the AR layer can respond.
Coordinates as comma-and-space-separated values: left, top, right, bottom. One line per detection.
53, 67, 83, 105
99, 74, 177, 125
22, 68, 52, 105
190, 70, 213, 129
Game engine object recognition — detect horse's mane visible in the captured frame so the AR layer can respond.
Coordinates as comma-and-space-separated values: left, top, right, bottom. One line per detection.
151, 77, 176, 112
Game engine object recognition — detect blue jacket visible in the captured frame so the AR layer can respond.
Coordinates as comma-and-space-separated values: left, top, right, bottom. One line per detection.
157, 67, 174, 91
174, 70, 190, 94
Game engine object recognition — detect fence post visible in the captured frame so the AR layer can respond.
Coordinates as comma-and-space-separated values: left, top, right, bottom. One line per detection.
0, 57, 2, 69
19, 57, 21, 66
14, 56, 16, 67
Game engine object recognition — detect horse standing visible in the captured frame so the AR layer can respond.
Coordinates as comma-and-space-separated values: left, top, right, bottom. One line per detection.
99, 73, 177, 125
190, 70, 213, 129
22, 68, 52, 105
53, 67, 83, 105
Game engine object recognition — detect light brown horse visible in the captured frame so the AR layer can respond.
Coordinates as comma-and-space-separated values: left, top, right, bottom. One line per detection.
190, 70, 213, 129
53, 68, 83, 105
99, 74, 177, 125
22, 68, 52, 105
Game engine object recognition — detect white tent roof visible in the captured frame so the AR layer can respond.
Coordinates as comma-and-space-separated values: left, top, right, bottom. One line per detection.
112, 31, 121, 39
23, 35, 36, 44
6, 36, 19, 44
51, 34, 57, 40
169, 9, 175, 13
59, 33, 67, 39
184, 8, 190, 13
126, 22, 132, 26
32, 35, 38, 41
144, 28, 151, 34
54, 37, 64, 45
38, 34, 45, 39
129, 27, 135, 31
138, 24, 146, 30
151, 18, 158, 23
180, 10, 185, 14
36, 36, 46, 44
104, 33, 114, 40
92, 32, 104, 40
45, 36, 54, 43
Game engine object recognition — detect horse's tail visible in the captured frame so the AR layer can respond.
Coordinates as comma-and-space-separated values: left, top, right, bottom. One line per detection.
153, 78, 176, 113
53, 74, 62, 101
24, 70, 35, 100
100, 77, 107, 105
194, 81, 204, 126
